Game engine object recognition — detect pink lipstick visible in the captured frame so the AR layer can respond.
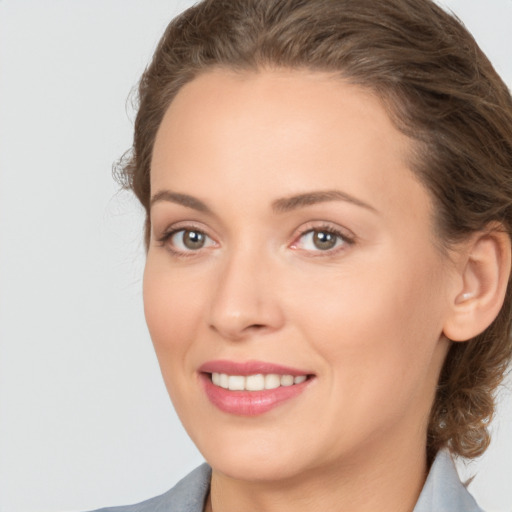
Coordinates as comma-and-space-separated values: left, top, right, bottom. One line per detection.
199, 360, 313, 416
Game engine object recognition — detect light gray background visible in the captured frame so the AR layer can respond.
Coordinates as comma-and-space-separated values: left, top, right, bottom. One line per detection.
0, 1, 511, 511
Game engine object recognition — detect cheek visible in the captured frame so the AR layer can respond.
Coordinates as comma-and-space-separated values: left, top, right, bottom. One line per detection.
289, 250, 447, 408
142, 257, 205, 374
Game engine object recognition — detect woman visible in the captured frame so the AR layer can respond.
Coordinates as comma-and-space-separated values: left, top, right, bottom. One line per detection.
97, 0, 512, 510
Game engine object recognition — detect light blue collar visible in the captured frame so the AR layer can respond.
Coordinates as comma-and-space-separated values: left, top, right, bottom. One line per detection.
413, 449, 483, 511
91, 449, 483, 511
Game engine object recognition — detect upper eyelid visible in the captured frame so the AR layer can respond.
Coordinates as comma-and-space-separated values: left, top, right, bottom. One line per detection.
156, 227, 217, 257
156, 220, 215, 240
173, 228, 216, 246
294, 230, 348, 246
292, 221, 356, 241
155, 220, 356, 247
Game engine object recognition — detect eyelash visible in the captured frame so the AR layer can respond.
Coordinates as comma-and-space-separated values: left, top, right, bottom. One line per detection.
156, 223, 355, 257
291, 224, 355, 256
156, 225, 217, 258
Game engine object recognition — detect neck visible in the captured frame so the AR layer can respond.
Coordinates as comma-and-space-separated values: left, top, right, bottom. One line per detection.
205, 436, 428, 512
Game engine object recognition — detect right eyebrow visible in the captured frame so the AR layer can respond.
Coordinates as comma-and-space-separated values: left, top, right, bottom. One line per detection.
271, 189, 377, 214
150, 190, 212, 213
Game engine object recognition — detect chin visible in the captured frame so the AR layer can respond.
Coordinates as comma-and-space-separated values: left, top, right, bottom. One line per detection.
208, 449, 305, 482
192, 426, 313, 482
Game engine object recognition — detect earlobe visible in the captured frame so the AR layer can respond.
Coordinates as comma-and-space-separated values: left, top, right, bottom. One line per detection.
443, 226, 511, 342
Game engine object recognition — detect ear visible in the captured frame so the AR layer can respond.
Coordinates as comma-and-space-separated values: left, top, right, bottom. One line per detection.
443, 225, 511, 342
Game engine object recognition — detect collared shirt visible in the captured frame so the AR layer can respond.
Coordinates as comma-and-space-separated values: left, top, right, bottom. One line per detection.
414, 450, 483, 512
93, 449, 483, 512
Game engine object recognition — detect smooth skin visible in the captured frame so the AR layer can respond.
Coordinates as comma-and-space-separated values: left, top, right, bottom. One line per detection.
144, 69, 510, 512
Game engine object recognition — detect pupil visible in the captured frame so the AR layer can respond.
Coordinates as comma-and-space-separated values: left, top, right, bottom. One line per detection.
184, 230, 205, 249
313, 231, 336, 250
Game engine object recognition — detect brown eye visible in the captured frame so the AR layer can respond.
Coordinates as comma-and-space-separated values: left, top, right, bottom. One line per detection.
312, 231, 338, 250
293, 228, 349, 253
182, 230, 206, 249
168, 228, 215, 252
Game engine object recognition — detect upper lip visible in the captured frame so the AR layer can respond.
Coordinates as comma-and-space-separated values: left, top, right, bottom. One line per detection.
199, 359, 312, 376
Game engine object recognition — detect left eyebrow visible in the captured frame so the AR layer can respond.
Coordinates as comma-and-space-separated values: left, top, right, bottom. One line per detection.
150, 190, 212, 213
271, 190, 377, 214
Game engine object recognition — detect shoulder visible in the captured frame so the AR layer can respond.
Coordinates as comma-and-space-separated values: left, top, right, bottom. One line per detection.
413, 450, 484, 512
88, 452, 483, 512
89, 463, 211, 512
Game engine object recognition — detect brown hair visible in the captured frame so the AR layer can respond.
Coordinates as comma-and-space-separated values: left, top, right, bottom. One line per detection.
117, 0, 512, 460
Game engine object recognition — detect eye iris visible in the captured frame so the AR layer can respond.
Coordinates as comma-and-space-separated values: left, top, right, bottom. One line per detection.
183, 230, 205, 250
313, 231, 337, 250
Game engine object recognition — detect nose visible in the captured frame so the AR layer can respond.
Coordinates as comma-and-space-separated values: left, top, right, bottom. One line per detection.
208, 246, 285, 341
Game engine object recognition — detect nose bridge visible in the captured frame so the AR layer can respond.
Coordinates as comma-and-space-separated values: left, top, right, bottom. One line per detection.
208, 239, 283, 340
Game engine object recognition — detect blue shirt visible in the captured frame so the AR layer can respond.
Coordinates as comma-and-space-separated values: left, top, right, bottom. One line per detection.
92, 450, 483, 512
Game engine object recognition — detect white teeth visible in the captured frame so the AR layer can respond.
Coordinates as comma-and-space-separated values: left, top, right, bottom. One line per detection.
246, 374, 265, 391
265, 374, 281, 389
228, 375, 245, 391
210, 372, 308, 391
280, 374, 294, 386
219, 373, 229, 389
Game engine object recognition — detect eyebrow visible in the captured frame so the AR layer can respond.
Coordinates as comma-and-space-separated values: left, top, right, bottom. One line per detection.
150, 189, 376, 214
150, 190, 212, 213
271, 190, 377, 214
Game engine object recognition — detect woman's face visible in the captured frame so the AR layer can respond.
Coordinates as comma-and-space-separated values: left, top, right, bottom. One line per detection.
144, 69, 454, 481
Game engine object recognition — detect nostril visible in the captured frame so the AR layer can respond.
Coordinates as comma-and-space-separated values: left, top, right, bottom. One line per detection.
245, 323, 268, 333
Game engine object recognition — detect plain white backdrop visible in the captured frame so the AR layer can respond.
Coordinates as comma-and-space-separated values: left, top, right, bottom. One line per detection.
0, 1, 511, 511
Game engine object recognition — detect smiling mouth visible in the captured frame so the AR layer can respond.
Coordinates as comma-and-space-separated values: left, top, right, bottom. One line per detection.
209, 372, 308, 391
200, 362, 314, 415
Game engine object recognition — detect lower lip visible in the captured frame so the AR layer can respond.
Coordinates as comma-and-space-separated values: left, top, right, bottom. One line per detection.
200, 374, 311, 416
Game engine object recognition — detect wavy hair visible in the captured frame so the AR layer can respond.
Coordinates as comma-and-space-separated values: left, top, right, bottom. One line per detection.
116, 0, 512, 461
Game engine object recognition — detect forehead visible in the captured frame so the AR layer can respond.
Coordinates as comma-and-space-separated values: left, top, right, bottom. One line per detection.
151, 68, 428, 222
153, 69, 410, 165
